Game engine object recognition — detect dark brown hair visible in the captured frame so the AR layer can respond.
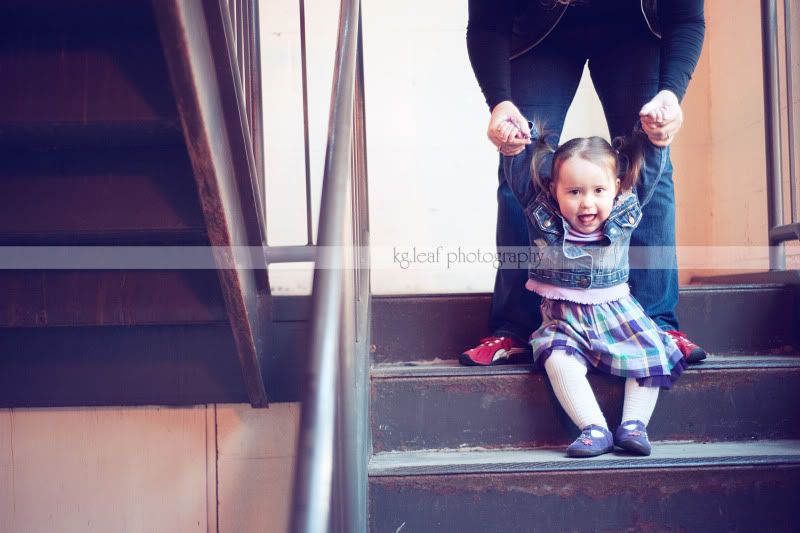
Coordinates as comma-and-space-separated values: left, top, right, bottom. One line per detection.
531, 126, 644, 196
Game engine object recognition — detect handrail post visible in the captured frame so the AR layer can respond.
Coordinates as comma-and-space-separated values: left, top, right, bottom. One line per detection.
784, 0, 797, 224
761, 0, 785, 270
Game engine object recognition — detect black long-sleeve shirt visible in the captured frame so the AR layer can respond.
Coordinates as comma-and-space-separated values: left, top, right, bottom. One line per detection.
467, 0, 705, 109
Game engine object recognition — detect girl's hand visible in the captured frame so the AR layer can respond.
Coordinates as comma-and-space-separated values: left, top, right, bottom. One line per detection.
498, 134, 528, 156
488, 100, 531, 153
639, 90, 683, 147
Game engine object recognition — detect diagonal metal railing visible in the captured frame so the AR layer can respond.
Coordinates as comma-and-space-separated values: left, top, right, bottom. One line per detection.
289, 0, 371, 531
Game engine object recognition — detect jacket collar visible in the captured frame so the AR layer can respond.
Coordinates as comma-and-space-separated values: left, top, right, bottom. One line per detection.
528, 191, 639, 237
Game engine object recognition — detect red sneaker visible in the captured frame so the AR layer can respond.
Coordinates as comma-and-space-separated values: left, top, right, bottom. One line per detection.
459, 336, 530, 366
666, 330, 707, 363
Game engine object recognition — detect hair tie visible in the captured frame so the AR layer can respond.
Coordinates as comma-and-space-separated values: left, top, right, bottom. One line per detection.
542, 132, 560, 151
617, 152, 630, 179
537, 152, 555, 181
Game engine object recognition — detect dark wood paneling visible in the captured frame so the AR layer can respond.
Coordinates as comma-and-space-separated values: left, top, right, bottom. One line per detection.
0, 270, 227, 327
0, 147, 206, 240
154, 0, 270, 407
0, 324, 248, 406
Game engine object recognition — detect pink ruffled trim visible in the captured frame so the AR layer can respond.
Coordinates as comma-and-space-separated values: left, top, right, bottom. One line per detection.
525, 278, 630, 304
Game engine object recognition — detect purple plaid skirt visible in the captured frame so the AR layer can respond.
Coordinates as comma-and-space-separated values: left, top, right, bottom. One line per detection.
530, 295, 687, 389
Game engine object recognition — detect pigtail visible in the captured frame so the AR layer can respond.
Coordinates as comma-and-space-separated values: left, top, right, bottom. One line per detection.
530, 120, 558, 194
611, 133, 644, 192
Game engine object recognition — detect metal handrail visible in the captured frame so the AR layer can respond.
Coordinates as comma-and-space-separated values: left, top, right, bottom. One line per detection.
784, 0, 797, 225
289, 0, 370, 531
761, 0, 799, 270
222, 0, 266, 227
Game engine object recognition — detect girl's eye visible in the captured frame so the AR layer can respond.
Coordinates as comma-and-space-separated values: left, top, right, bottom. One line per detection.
569, 190, 580, 195
595, 188, 605, 194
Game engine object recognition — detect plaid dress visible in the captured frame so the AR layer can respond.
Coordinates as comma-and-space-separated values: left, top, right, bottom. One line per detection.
530, 294, 687, 389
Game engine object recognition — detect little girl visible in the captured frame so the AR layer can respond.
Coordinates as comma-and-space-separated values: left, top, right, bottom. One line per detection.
503, 122, 687, 457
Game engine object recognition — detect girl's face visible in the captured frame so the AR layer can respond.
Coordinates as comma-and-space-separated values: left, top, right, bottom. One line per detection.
550, 156, 620, 234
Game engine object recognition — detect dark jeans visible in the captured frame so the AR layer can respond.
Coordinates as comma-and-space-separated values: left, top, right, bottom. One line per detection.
490, 6, 680, 343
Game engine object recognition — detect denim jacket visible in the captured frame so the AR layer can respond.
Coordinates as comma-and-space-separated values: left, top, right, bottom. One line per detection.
502, 129, 668, 289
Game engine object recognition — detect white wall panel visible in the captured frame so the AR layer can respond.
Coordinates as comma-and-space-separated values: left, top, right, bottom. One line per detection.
0, 407, 208, 533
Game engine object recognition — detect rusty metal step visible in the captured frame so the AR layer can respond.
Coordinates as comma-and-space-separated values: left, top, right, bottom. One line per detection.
0, 2, 176, 128
0, 296, 314, 407
370, 439, 800, 476
371, 285, 800, 363
0, 270, 227, 327
0, 0, 157, 30
369, 440, 800, 533
0, 324, 249, 407
371, 356, 800, 452
0, 146, 205, 243
0, 121, 184, 149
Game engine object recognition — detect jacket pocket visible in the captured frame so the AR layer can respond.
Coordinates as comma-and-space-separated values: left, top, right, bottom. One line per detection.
607, 201, 642, 235
529, 204, 560, 235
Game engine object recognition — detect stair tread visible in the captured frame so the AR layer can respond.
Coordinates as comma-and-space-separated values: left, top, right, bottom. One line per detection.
372, 354, 800, 379
370, 439, 800, 477
0, 120, 183, 148
0, 229, 209, 246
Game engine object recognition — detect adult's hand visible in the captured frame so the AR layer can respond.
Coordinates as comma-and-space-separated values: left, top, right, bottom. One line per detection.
639, 90, 683, 147
488, 100, 531, 154
497, 140, 528, 156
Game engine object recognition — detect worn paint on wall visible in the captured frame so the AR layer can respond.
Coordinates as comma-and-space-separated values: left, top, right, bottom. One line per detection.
0, 411, 12, 533
698, 0, 800, 276
0, 407, 208, 533
0, 404, 299, 533
216, 404, 299, 533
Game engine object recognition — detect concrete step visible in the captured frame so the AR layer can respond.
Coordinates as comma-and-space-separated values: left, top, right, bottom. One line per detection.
369, 440, 800, 533
371, 355, 800, 452
371, 285, 800, 363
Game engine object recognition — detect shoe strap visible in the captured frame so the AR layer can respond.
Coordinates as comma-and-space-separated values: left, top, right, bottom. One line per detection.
582, 425, 610, 437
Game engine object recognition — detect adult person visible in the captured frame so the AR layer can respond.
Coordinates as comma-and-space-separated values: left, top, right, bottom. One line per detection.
460, 0, 707, 366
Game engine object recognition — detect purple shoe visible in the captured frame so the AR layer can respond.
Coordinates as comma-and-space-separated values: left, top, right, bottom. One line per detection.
614, 420, 652, 456
566, 425, 614, 458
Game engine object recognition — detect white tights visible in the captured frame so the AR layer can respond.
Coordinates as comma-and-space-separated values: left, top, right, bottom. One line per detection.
544, 350, 659, 430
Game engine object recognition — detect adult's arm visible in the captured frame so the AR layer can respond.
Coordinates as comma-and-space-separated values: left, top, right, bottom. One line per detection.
467, 0, 530, 153
466, 0, 517, 110
658, 0, 705, 102
641, 0, 705, 145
